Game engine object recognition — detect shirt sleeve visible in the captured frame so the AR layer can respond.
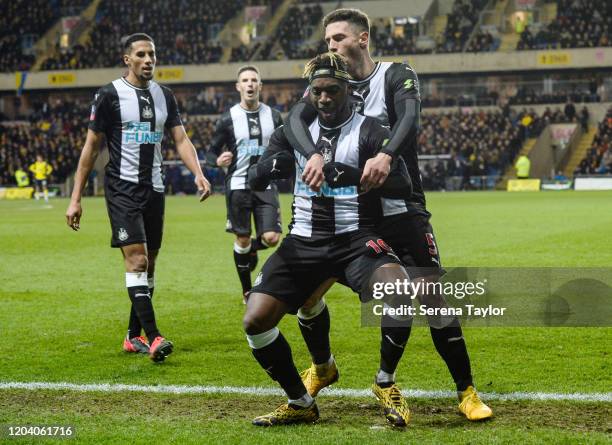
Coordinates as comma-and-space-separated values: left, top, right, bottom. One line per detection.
88, 88, 112, 133
359, 118, 391, 163
209, 113, 231, 156
164, 88, 183, 129
380, 63, 421, 160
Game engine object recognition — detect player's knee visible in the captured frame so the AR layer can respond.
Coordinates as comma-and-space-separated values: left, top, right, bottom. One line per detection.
235, 235, 251, 249
262, 232, 280, 247
243, 310, 273, 335
126, 253, 148, 272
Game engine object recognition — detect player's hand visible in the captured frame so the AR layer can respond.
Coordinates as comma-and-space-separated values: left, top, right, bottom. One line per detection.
360, 152, 392, 192
195, 174, 211, 202
216, 151, 233, 167
65, 201, 82, 231
302, 153, 324, 192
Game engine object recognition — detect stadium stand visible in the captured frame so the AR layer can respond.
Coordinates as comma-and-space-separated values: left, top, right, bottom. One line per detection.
437, 0, 488, 53
517, 0, 611, 50
41, 0, 244, 69
0, 0, 89, 72
256, 3, 325, 60
0, 99, 87, 186
574, 107, 612, 175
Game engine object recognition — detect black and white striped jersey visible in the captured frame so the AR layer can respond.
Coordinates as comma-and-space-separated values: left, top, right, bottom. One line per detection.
88, 77, 182, 192
348, 61, 424, 216
280, 111, 389, 239
210, 103, 283, 190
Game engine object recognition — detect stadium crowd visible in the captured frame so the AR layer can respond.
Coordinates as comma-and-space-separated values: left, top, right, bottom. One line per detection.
0, 99, 87, 186
574, 107, 612, 175
0, 0, 89, 72
437, 0, 488, 53
257, 3, 325, 60
517, 0, 611, 50
41, 0, 244, 70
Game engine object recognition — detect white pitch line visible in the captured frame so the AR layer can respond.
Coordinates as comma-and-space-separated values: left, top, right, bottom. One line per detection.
0, 381, 610, 403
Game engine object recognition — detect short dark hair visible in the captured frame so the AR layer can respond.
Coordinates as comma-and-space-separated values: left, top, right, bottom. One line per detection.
236, 65, 260, 80
323, 8, 370, 33
122, 33, 154, 53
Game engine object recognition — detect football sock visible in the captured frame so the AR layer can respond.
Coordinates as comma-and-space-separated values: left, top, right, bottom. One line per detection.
297, 299, 331, 365
376, 369, 396, 386
288, 392, 314, 408
233, 241, 252, 293
379, 323, 412, 383
251, 236, 270, 252
126, 272, 160, 344
248, 328, 307, 400
127, 276, 154, 339
430, 322, 473, 391
43, 189, 49, 202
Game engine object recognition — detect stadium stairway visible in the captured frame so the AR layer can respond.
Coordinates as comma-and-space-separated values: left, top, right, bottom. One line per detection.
540, 2, 558, 24
219, 10, 250, 63
432, 14, 448, 40
562, 126, 597, 177
32, 0, 102, 71
498, 136, 537, 188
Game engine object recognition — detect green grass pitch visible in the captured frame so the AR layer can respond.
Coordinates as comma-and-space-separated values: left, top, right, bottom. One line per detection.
1, 191, 610, 444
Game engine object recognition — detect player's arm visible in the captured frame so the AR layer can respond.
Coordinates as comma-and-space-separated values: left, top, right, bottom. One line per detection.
208, 114, 233, 168
46, 162, 53, 176
65, 129, 104, 231
325, 120, 412, 198
284, 97, 324, 192
361, 64, 420, 190
248, 127, 295, 191
323, 158, 412, 199
164, 88, 210, 201
170, 125, 211, 201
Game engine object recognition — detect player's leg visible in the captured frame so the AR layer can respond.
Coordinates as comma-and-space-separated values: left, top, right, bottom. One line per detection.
228, 190, 254, 298
121, 243, 169, 361
34, 180, 41, 200
245, 241, 324, 426
250, 189, 282, 271
125, 248, 157, 349
42, 180, 49, 202
390, 214, 491, 420
140, 190, 172, 362
361, 261, 413, 427
297, 278, 339, 397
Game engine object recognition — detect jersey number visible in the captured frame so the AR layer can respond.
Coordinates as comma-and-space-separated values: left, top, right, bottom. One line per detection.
366, 239, 392, 254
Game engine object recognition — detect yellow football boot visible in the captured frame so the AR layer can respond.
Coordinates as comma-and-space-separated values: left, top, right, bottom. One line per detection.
458, 386, 493, 421
371, 382, 411, 427
252, 402, 319, 426
300, 360, 339, 397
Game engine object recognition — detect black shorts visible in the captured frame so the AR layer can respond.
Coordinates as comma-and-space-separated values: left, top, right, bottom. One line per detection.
377, 212, 443, 278
104, 177, 165, 250
250, 231, 401, 312
34, 179, 47, 189
225, 188, 282, 236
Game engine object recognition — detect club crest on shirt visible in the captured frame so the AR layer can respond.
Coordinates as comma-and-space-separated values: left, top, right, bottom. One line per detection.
249, 126, 260, 137
118, 227, 129, 241
142, 106, 153, 119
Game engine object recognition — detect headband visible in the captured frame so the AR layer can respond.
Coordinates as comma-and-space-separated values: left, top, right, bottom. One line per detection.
309, 67, 352, 83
